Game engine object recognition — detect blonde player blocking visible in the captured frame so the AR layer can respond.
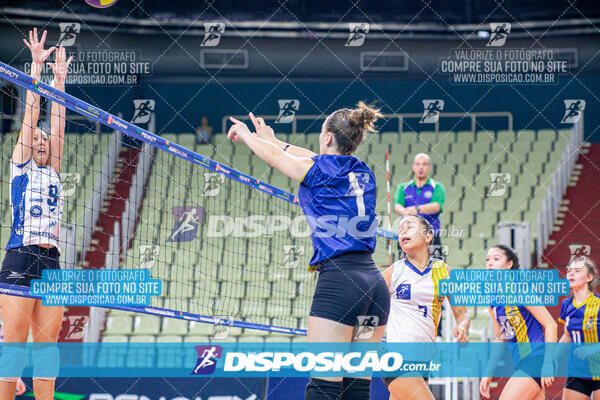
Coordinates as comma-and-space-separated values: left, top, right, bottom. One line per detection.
381, 215, 470, 400
0, 29, 71, 400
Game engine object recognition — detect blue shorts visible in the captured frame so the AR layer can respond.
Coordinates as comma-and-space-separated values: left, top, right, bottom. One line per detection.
309, 251, 390, 327
0, 245, 60, 287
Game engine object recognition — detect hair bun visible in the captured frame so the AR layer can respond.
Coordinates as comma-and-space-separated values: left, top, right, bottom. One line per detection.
348, 101, 382, 133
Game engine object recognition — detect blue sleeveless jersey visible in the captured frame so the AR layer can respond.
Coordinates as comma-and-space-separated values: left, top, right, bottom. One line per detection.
492, 305, 545, 367
298, 155, 378, 268
559, 295, 600, 380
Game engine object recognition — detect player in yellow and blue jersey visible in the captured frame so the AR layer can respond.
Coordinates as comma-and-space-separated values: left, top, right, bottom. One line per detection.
480, 245, 557, 400
559, 256, 600, 399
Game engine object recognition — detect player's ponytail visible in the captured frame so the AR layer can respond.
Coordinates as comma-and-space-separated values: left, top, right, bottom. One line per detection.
326, 101, 382, 155
491, 244, 520, 269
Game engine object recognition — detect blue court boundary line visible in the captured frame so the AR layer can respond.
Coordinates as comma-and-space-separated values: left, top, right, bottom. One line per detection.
0, 282, 306, 335
0, 61, 397, 334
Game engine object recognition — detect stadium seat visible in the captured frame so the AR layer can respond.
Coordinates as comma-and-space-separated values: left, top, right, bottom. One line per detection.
102, 335, 129, 343
241, 299, 266, 316
266, 300, 292, 318
189, 322, 216, 336
156, 335, 183, 343
162, 318, 189, 335
245, 281, 271, 299
133, 316, 161, 335
104, 316, 134, 335
272, 281, 297, 299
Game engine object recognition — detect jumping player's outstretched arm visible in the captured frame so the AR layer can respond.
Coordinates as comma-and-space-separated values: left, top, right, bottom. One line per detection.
228, 116, 314, 182
13, 28, 55, 164
48, 46, 72, 172
246, 113, 317, 158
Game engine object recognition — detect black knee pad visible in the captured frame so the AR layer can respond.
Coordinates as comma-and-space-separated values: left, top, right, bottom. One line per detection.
341, 377, 371, 400
305, 378, 343, 400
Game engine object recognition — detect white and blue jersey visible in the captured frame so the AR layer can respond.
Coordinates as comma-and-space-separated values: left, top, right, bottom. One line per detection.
7, 158, 63, 252
298, 154, 378, 268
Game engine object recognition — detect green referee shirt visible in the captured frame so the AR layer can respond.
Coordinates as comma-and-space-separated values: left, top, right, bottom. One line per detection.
395, 178, 446, 233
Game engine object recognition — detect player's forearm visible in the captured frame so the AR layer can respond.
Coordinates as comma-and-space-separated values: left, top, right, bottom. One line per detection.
394, 203, 405, 215
24, 62, 42, 116
454, 307, 471, 331
245, 134, 287, 168
418, 202, 441, 214
542, 322, 558, 367
51, 79, 66, 135
271, 137, 316, 158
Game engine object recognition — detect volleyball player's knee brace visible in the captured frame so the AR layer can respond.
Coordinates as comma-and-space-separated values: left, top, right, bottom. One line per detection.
0, 344, 27, 382
305, 378, 343, 400
341, 377, 371, 400
32, 343, 59, 380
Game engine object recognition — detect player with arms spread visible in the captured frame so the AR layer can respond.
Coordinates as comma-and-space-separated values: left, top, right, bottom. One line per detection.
228, 102, 390, 400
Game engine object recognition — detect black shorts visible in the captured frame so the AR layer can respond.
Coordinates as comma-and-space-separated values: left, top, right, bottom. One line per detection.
382, 374, 429, 388
0, 245, 60, 287
310, 251, 390, 327
514, 355, 543, 388
566, 378, 600, 396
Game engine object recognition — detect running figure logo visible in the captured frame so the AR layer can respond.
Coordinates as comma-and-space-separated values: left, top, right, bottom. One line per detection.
210, 316, 234, 340
61, 173, 80, 197
57, 23, 80, 47
281, 245, 304, 268
64, 316, 88, 340
202, 173, 226, 197
568, 244, 591, 263
562, 100, 586, 124
354, 315, 379, 339
168, 206, 205, 242
131, 99, 155, 124
395, 283, 411, 300
275, 100, 299, 123
192, 345, 223, 375
201, 23, 225, 47
420, 100, 444, 123
139, 245, 160, 268
346, 23, 369, 47
488, 173, 512, 197
486, 23, 511, 47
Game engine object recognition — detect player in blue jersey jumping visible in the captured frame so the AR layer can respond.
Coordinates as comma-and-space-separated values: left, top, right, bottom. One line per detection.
228, 102, 390, 400
559, 256, 600, 399
480, 244, 557, 400
0, 29, 71, 400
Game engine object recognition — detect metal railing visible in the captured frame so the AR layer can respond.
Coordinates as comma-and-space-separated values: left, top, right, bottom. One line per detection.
536, 118, 584, 265
222, 111, 513, 135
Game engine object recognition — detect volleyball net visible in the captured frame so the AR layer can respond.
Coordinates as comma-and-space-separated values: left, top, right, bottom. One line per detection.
0, 61, 396, 339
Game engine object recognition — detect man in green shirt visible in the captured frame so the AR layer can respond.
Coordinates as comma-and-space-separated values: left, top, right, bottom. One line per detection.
394, 153, 446, 258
